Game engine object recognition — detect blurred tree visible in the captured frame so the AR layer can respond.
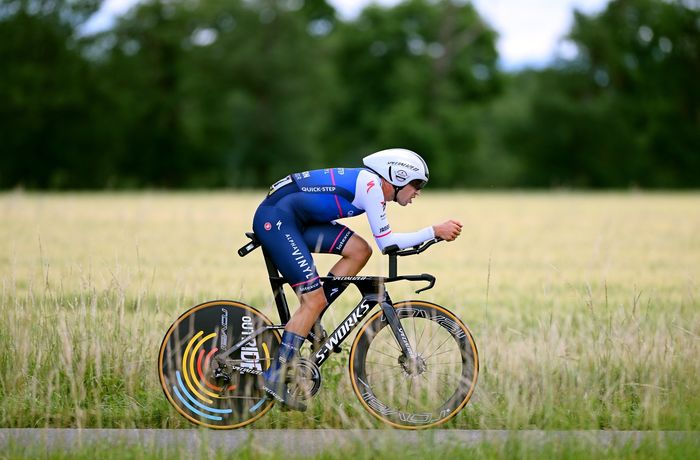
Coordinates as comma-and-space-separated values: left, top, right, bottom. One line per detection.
327, 0, 501, 186
2, 0, 697, 189
507, 0, 700, 187
92, 0, 338, 187
0, 0, 105, 188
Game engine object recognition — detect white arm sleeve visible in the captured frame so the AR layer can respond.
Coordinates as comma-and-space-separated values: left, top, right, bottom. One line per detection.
352, 170, 435, 252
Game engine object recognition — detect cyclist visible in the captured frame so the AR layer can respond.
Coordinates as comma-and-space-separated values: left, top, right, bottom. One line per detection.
252, 148, 462, 410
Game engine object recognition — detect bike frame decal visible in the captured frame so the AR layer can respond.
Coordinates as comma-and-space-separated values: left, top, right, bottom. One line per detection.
313, 298, 378, 365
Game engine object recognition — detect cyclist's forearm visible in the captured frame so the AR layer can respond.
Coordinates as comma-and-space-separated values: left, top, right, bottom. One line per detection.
375, 226, 435, 251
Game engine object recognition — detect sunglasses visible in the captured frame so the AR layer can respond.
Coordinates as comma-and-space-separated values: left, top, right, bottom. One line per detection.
409, 179, 427, 190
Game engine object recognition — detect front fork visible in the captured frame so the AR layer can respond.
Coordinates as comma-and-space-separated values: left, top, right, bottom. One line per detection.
380, 300, 417, 359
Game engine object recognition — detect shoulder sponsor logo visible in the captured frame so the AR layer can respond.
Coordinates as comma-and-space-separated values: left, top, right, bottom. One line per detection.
379, 224, 390, 233
269, 175, 293, 194
301, 186, 336, 193
366, 180, 375, 193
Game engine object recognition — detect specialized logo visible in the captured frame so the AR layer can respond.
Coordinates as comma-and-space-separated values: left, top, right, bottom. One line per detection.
395, 170, 408, 182
276, 220, 282, 230
219, 308, 229, 350
366, 180, 375, 193
239, 316, 262, 372
388, 161, 419, 172
264, 222, 272, 231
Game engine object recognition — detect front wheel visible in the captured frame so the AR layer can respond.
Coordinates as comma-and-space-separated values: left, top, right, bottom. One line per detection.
349, 300, 478, 429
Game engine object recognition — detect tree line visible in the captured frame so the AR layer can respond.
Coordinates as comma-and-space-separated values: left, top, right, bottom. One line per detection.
0, 0, 698, 189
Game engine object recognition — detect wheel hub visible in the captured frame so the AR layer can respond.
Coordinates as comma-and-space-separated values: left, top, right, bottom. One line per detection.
398, 353, 427, 376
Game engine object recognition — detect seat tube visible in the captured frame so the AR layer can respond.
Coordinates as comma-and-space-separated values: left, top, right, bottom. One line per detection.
380, 301, 416, 359
262, 247, 291, 323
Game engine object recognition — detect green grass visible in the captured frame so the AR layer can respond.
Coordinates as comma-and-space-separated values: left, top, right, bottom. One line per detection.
1, 191, 699, 430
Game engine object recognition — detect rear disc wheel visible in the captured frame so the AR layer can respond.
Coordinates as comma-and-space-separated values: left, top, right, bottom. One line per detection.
158, 300, 281, 429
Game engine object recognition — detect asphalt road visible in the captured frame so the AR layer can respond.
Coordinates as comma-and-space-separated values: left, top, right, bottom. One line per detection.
2, 429, 698, 454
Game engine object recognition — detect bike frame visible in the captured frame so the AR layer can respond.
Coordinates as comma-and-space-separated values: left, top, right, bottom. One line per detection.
217, 236, 438, 370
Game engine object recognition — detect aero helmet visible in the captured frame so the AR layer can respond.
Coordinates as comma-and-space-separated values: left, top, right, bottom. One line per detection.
362, 148, 429, 200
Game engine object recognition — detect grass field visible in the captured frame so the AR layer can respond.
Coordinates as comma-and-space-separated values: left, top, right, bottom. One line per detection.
1, 191, 699, 432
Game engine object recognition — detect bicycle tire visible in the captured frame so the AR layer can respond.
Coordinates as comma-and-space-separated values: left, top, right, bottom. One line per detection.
158, 300, 281, 429
349, 300, 478, 429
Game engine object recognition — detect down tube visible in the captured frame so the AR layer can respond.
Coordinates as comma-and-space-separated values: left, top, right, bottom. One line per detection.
311, 298, 380, 367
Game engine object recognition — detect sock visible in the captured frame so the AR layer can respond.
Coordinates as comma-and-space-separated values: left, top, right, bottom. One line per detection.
264, 331, 305, 383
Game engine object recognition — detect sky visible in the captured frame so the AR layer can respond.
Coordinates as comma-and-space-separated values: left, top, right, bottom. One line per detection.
83, 0, 611, 69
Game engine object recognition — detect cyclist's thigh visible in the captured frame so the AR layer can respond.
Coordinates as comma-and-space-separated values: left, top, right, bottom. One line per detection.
253, 206, 321, 294
302, 222, 354, 254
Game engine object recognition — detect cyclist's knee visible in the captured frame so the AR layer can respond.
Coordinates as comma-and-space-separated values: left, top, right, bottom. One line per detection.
345, 235, 372, 264
300, 287, 327, 313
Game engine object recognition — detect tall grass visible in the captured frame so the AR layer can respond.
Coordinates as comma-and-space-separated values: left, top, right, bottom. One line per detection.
1, 191, 698, 429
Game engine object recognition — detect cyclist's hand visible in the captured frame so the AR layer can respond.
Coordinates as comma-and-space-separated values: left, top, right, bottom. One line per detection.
433, 220, 462, 241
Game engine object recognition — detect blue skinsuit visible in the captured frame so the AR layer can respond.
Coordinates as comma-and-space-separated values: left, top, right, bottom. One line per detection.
252, 168, 363, 293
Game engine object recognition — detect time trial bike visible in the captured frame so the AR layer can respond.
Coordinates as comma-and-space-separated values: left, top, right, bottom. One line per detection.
158, 233, 478, 429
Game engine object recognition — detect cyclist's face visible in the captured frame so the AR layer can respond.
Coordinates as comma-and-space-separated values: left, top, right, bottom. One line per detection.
396, 184, 421, 206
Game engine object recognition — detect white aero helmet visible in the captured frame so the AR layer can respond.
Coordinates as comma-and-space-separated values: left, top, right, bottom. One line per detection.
362, 149, 429, 198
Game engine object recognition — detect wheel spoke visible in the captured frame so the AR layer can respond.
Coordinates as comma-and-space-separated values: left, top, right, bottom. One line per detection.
368, 347, 400, 360
368, 368, 404, 388
404, 376, 414, 412
365, 361, 401, 367
424, 349, 460, 360
416, 318, 428, 351
420, 323, 440, 355
423, 335, 454, 360
364, 365, 402, 378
